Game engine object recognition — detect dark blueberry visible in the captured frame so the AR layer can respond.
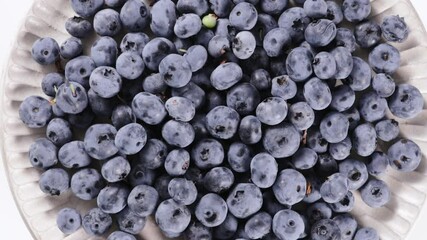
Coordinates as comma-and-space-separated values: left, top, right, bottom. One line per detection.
354, 20, 382, 48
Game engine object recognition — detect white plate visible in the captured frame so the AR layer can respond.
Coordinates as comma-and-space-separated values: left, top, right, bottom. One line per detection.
1, 0, 427, 239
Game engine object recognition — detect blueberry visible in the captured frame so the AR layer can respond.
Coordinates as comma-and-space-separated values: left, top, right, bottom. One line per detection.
320, 112, 349, 144
292, 147, 318, 170
320, 173, 349, 203
342, 107, 361, 130
84, 124, 118, 160
210, 62, 243, 90
368, 151, 389, 176
326, 1, 344, 24
360, 178, 391, 208
111, 105, 136, 129
132, 92, 167, 125
174, 13, 202, 39
97, 183, 130, 214
116, 207, 146, 234
184, 45, 208, 72
177, 0, 209, 16
306, 202, 332, 224
58, 141, 91, 169
272, 210, 305, 240
330, 85, 355, 112
126, 185, 157, 218
372, 74, 396, 98
29, 138, 58, 169
388, 84, 424, 119
138, 138, 167, 170
184, 221, 213, 240
388, 139, 421, 172
263, 28, 291, 57
192, 138, 224, 169
150, 0, 177, 37
90, 36, 118, 67
226, 84, 259, 116
304, 77, 332, 110
226, 183, 263, 219
143, 73, 168, 94
46, 118, 72, 146
70, 0, 103, 18
196, 193, 228, 227
278, 7, 310, 43
369, 43, 401, 74
142, 37, 175, 71
304, 0, 327, 18
90, 67, 122, 98
335, 28, 356, 52
107, 231, 136, 240
120, 32, 149, 54
261, 0, 288, 15
381, 15, 409, 42
41, 73, 64, 97
256, 97, 288, 126
65, 16, 92, 38
354, 21, 382, 48
82, 208, 112, 236
354, 227, 379, 240
204, 167, 235, 193
313, 52, 337, 80
239, 117, 263, 145
307, 128, 329, 153
271, 75, 297, 100
93, 9, 122, 37
39, 168, 69, 196
250, 153, 278, 189
289, 102, 315, 131
31, 37, 60, 65
316, 154, 339, 178
159, 54, 192, 88
263, 123, 301, 158
331, 47, 353, 80
251, 69, 272, 91
229, 3, 258, 30
252, 13, 278, 45
286, 47, 313, 82
339, 159, 368, 190
231, 31, 256, 59
116, 51, 145, 80
165, 149, 190, 176
342, 57, 371, 91
227, 142, 253, 173
65, 56, 96, 88
162, 120, 195, 148
244, 211, 272, 239
311, 219, 341, 240
57, 208, 81, 234
209, 0, 233, 17
213, 214, 238, 239
71, 168, 104, 200
305, 19, 337, 47
273, 169, 306, 206
101, 156, 131, 183
115, 123, 147, 155
88, 90, 117, 118
375, 119, 399, 142
120, 0, 150, 32
208, 35, 230, 58
342, 0, 371, 22
56, 82, 89, 114
172, 82, 206, 109
60, 37, 82, 59
329, 137, 352, 161
333, 214, 357, 240
155, 199, 191, 234
206, 106, 240, 139
359, 91, 387, 122
352, 123, 377, 157
19, 96, 52, 128
128, 164, 156, 186
67, 105, 96, 128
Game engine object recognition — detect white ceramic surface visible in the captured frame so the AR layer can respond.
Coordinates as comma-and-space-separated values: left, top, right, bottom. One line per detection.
1, 0, 427, 239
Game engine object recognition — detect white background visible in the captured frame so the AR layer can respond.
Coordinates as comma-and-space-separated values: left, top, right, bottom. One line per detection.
1, 0, 427, 239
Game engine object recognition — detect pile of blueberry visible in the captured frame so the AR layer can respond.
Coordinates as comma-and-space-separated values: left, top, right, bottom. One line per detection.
19, 0, 423, 239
